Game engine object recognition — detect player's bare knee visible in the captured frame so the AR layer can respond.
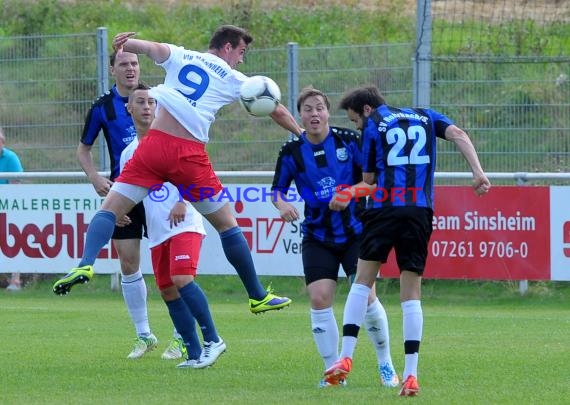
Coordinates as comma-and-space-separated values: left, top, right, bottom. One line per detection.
172, 275, 194, 289
205, 207, 238, 232
117, 252, 140, 274
310, 295, 334, 309
307, 280, 335, 309
102, 190, 136, 217
114, 240, 140, 274
160, 285, 179, 301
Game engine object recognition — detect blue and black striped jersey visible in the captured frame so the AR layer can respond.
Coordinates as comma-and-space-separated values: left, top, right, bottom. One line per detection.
362, 105, 453, 209
80, 85, 137, 180
272, 126, 365, 244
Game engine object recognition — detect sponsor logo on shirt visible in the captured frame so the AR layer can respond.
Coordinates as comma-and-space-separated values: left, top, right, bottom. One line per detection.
123, 125, 137, 144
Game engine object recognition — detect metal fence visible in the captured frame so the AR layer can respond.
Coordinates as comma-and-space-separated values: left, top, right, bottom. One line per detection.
427, 0, 570, 179
0, 32, 99, 175
0, 32, 414, 175
0, 1, 568, 179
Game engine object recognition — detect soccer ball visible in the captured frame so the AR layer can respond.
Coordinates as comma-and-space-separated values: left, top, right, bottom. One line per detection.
239, 75, 281, 116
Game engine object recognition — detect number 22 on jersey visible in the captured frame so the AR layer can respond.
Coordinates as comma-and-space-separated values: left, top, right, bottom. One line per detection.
386, 125, 430, 166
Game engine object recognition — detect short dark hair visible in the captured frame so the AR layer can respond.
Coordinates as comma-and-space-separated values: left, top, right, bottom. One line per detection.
296, 86, 330, 113
209, 25, 253, 50
128, 81, 151, 101
110, 50, 119, 67
109, 50, 139, 67
338, 86, 386, 115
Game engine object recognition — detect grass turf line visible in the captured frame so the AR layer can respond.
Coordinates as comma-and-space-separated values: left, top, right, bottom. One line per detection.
1, 275, 569, 404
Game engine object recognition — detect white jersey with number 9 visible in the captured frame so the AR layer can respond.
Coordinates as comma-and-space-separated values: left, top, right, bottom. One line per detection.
149, 44, 248, 143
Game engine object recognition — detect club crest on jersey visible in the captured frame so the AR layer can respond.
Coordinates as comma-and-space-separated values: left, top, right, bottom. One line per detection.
317, 176, 336, 189
336, 147, 348, 162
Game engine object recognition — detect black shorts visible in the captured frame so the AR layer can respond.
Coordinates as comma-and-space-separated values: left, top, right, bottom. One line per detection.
301, 237, 359, 285
111, 201, 147, 240
359, 206, 433, 275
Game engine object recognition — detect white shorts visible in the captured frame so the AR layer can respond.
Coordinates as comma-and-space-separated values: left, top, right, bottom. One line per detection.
111, 182, 227, 215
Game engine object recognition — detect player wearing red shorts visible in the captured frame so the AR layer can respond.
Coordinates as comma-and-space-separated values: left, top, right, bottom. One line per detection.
119, 83, 224, 368
53, 25, 302, 315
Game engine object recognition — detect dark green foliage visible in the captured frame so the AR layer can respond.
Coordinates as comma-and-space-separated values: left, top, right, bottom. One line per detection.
0, 1, 410, 47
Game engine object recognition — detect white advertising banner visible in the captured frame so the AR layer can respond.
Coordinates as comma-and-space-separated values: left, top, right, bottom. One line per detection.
2, 183, 568, 280
199, 188, 304, 276
0, 184, 304, 277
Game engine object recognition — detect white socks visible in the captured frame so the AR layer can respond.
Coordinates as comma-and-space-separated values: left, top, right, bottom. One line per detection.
364, 297, 394, 366
121, 270, 150, 337
402, 299, 423, 379
310, 307, 339, 369
339, 283, 370, 359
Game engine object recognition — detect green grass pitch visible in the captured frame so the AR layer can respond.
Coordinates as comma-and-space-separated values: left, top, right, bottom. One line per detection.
1, 275, 569, 404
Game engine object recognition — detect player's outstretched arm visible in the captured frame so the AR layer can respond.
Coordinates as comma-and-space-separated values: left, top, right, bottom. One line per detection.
270, 104, 303, 137
113, 32, 170, 64
445, 124, 491, 196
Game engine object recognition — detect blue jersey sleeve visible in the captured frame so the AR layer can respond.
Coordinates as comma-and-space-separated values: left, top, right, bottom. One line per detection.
271, 144, 295, 195
426, 109, 454, 139
80, 104, 104, 146
361, 119, 379, 174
